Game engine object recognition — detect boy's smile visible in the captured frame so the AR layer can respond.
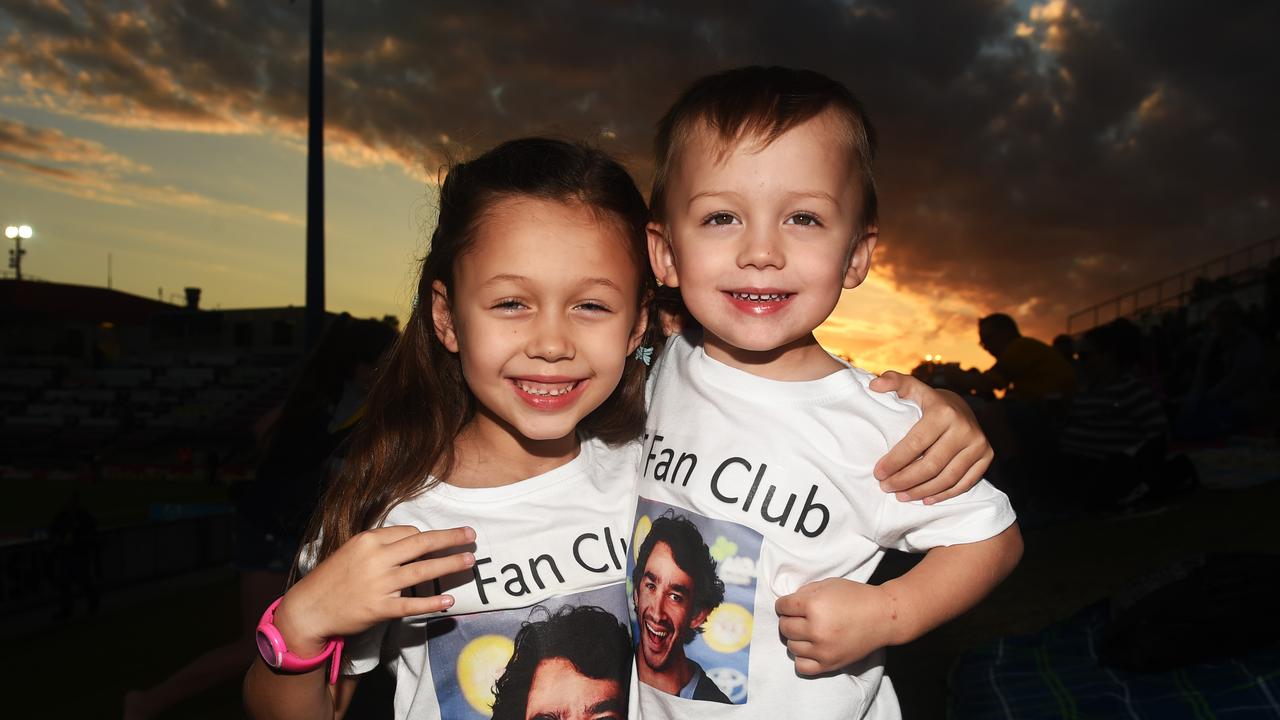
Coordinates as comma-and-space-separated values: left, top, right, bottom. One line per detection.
649, 110, 877, 380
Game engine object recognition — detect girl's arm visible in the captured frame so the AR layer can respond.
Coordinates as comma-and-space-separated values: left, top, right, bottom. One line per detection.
869, 372, 994, 504
244, 525, 477, 720
776, 523, 1022, 675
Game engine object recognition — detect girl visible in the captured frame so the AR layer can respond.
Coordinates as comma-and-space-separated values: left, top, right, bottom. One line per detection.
244, 137, 990, 720
245, 137, 659, 720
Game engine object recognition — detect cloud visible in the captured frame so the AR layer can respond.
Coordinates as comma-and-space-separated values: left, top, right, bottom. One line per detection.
0, 112, 302, 223
1, 0, 1276, 349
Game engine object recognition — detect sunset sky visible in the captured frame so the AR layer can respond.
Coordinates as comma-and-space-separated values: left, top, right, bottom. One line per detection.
1, 0, 1276, 373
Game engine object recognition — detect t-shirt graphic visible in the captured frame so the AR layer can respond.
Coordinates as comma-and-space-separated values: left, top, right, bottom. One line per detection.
629, 499, 762, 704
426, 587, 631, 719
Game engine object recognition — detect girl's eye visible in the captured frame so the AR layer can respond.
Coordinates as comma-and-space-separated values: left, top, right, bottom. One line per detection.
492, 299, 527, 311
703, 212, 739, 226
786, 212, 822, 227
576, 301, 612, 313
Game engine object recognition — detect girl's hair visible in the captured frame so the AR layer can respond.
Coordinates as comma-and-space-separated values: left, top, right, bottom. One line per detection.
304, 137, 660, 564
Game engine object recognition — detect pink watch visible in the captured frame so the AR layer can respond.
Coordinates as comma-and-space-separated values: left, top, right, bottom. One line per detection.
255, 597, 344, 685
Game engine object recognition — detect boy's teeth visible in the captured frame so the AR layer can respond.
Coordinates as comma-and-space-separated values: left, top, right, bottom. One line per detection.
516, 381, 577, 396
732, 292, 789, 301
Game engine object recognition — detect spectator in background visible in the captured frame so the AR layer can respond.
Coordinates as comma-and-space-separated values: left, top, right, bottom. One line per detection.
49, 491, 101, 619
1058, 319, 1170, 508
1052, 333, 1076, 364
1177, 298, 1267, 440
124, 314, 396, 720
961, 314, 1077, 403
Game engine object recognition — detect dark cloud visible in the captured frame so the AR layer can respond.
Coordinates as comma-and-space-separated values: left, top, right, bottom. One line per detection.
1, 0, 1276, 338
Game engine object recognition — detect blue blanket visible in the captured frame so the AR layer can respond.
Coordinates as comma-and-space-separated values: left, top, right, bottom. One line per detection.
950, 604, 1280, 719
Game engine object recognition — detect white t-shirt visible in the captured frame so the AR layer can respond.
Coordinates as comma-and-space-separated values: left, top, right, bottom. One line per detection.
631, 334, 1016, 719
342, 437, 640, 720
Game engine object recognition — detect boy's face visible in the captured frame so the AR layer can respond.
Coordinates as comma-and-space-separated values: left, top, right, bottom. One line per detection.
649, 111, 876, 364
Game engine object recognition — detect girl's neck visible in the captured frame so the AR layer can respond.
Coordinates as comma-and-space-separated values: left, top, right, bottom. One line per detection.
446, 408, 582, 489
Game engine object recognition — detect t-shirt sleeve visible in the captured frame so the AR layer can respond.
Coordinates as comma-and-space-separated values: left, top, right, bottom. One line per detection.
872, 479, 1016, 553
342, 622, 388, 676
851, 374, 1017, 552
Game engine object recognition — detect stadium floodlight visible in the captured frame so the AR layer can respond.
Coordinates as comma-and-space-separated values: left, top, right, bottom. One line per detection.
6, 224, 32, 280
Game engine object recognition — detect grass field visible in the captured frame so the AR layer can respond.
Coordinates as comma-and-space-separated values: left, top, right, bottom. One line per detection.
2, 476, 232, 534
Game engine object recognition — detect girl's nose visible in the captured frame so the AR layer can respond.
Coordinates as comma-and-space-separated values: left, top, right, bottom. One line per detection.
526, 315, 574, 361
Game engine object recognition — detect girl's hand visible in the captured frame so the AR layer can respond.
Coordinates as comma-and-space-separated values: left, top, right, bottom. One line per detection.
869, 372, 993, 504
776, 578, 896, 675
273, 525, 477, 655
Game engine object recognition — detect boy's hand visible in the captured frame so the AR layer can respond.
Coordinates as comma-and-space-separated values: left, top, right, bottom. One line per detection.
275, 525, 476, 655
776, 578, 896, 675
870, 372, 993, 504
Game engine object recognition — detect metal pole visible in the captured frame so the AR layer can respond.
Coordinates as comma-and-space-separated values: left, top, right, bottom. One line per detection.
304, 0, 326, 349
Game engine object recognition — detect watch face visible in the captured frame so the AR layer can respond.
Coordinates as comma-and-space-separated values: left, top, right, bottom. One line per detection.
256, 630, 281, 668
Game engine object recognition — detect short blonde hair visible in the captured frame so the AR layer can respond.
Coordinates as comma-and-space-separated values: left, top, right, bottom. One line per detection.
650, 66, 878, 227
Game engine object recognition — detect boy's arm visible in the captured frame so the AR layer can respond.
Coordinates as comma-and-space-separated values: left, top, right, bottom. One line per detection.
870, 372, 994, 504
776, 524, 1022, 675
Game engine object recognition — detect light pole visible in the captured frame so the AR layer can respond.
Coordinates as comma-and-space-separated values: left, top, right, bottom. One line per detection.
5, 224, 32, 281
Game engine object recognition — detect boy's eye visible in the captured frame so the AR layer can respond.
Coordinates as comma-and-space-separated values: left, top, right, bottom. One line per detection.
703, 212, 739, 226
785, 212, 822, 227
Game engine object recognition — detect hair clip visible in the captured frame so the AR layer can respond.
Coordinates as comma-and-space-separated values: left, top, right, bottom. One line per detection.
633, 346, 654, 366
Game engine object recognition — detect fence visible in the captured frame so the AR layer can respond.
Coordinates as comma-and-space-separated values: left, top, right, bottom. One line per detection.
1066, 235, 1279, 334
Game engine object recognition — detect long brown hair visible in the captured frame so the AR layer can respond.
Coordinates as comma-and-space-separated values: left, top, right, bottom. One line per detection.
305, 138, 660, 564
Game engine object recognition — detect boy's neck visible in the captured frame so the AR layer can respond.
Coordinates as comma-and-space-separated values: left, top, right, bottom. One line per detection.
703, 331, 846, 381
446, 411, 580, 489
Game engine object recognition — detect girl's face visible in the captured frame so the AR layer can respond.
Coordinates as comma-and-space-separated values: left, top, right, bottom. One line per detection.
433, 196, 647, 446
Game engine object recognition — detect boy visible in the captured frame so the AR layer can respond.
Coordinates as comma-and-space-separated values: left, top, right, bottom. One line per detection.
631, 66, 1023, 718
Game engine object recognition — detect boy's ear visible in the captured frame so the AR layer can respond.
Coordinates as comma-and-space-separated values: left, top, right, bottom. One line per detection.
842, 225, 879, 289
647, 222, 680, 288
430, 280, 459, 352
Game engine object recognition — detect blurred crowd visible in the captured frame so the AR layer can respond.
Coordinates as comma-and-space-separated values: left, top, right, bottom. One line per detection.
915, 267, 1278, 522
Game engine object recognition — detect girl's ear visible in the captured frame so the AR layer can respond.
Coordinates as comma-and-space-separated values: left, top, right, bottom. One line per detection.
647, 222, 680, 288
842, 225, 879, 289
430, 280, 459, 352
627, 302, 650, 355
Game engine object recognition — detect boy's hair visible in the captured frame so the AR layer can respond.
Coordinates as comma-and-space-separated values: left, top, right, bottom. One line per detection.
304, 138, 663, 567
650, 66, 879, 227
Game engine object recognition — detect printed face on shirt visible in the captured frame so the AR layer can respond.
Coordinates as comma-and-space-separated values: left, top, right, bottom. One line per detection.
433, 196, 647, 446
524, 657, 624, 720
634, 541, 708, 675
649, 110, 876, 367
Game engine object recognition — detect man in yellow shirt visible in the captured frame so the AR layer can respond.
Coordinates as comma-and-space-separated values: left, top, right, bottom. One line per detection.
971, 313, 1077, 401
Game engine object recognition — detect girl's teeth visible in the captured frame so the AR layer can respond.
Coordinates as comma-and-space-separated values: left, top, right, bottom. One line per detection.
517, 381, 576, 396
733, 292, 788, 301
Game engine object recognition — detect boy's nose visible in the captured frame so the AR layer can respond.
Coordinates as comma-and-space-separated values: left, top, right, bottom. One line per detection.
737, 227, 785, 270
526, 314, 575, 361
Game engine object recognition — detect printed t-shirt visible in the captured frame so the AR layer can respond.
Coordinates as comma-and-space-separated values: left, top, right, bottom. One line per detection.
339, 437, 640, 720
631, 334, 1016, 719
